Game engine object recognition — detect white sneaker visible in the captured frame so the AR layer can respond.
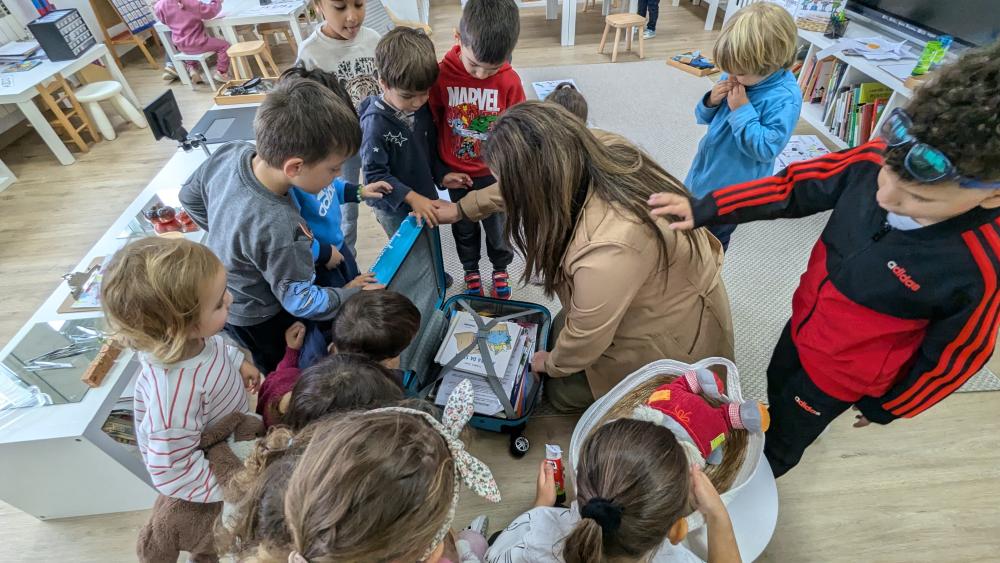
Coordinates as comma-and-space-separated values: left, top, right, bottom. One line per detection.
465, 514, 489, 537
189, 70, 204, 84
643, 28, 656, 39
212, 70, 230, 85
161, 65, 178, 82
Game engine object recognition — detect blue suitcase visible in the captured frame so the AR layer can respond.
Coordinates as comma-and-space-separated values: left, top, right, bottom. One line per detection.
371, 217, 551, 456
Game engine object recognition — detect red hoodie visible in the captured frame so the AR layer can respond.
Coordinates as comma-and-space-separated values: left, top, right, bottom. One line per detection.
428, 45, 526, 178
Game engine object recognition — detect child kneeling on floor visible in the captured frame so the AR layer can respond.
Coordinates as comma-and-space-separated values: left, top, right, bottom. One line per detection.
488, 418, 739, 563
101, 237, 263, 563
649, 40, 1000, 478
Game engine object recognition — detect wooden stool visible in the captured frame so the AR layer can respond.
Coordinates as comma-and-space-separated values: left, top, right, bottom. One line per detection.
226, 40, 281, 80
599, 13, 647, 62
256, 22, 298, 53
74, 81, 147, 141
34, 75, 101, 153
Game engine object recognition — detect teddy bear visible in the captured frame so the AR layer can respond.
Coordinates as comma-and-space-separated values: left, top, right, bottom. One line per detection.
632, 368, 769, 466
136, 412, 264, 563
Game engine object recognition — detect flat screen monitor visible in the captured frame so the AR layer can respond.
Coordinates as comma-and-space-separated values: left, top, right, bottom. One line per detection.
846, 0, 1000, 47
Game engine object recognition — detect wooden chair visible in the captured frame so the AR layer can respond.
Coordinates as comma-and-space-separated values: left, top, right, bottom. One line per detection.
599, 13, 646, 63
256, 22, 298, 53
34, 75, 101, 153
383, 5, 433, 35
226, 40, 280, 80
88, 0, 160, 69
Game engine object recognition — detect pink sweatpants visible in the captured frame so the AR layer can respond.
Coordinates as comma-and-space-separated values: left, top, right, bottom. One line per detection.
180, 35, 229, 75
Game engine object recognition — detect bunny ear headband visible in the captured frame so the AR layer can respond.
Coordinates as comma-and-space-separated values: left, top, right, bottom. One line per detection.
287, 379, 501, 563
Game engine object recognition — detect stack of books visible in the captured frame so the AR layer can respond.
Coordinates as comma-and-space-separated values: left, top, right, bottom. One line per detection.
434, 311, 539, 418
799, 56, 892, 147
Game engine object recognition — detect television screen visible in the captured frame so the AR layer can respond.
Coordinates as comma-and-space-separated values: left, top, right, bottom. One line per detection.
847, 0, 1000, 47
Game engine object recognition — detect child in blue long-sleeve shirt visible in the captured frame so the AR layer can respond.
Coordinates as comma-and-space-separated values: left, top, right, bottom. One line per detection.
685, 2, 802, 250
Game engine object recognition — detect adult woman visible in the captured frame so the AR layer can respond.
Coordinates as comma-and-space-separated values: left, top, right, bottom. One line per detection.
435, 102, 734, 411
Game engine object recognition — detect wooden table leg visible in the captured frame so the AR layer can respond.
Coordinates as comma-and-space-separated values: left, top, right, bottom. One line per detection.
17, 99, 75, 165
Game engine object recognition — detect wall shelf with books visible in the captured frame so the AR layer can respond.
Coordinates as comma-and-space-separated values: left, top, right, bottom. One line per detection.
796, 23, 915, 151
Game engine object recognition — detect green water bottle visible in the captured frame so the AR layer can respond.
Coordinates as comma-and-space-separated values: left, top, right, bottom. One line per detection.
912, 39, 942, 76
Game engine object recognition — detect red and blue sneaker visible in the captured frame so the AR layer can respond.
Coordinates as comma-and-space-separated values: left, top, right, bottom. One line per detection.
491, 270, 511, 300
464, 270, 484, 296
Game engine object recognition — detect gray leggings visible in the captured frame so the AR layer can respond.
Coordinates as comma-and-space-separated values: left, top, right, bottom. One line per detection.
340, 153, 361, 256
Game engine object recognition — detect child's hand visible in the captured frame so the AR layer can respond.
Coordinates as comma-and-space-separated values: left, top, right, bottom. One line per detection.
727, 83, 749, 111
362, 181, 393, 199
404, 192, 439, 228
239, 360, 261, 394
442, 172, 473, 190
851, 405, 871, 428
534, 459, 557, 507
347, 272, 385, 290
326, 245, 344, 270
285, 321, 306, 350
708, 79, 735, 107
647, 193, 695, 230
431, 200, 462, 225
690, 464, 728, 523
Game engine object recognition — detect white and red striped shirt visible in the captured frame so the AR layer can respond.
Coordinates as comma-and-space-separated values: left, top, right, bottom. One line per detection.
134, 334, 249, 503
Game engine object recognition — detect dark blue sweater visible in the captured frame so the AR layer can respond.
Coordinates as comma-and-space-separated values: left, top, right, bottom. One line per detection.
359, 95, 445, 213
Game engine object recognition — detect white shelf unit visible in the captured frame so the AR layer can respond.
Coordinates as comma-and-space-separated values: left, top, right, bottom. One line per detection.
796, 23, 915, 151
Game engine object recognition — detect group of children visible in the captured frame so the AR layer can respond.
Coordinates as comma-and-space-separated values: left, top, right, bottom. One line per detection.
110, 0, 1000, 560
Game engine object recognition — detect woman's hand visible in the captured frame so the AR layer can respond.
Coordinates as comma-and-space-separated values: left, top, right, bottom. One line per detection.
361, 181, 393, 199
648, 193, 695, 230
534, 460, 557, 507
531, 351, 550, 374
431, 200, 462, 225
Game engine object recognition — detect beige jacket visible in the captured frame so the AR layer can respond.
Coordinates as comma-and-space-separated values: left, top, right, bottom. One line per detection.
460, 188, 735, 399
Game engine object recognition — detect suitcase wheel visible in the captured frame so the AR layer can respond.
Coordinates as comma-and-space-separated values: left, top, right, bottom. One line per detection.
509, 433, 530, 458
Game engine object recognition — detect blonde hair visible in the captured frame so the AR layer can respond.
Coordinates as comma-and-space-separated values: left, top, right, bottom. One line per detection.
713, 2, 797, 76
101, 237, 223, 364
278, 412, 455, 562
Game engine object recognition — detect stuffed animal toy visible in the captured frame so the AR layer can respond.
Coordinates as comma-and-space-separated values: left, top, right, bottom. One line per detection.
136, 413, 264, 563
632, 368, 769, 466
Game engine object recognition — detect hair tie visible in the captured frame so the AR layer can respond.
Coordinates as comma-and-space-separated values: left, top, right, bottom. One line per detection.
580, 497, 623, 533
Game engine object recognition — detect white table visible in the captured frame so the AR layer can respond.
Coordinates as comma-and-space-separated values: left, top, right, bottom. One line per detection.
0, 43, 139, 167
155, 0, 309, 86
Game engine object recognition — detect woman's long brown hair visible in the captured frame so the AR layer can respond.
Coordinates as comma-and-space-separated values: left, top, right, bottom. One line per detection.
484, 101, 695, 295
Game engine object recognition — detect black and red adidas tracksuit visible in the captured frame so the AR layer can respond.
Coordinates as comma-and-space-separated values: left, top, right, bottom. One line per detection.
690, 139, 1000, 475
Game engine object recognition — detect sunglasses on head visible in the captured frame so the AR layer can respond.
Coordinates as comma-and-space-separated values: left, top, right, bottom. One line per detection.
879, 108, 1000, 189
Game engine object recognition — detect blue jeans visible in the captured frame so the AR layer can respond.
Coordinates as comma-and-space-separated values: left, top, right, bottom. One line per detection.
340, 154, 361, 257
374, 207, 408, 239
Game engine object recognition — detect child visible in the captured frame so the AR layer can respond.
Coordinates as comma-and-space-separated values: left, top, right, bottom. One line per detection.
544, 82, 588, 123
274, 382, 497, 562
297, 0, 382, 257
362, 27, 469, 236
429, 0, 524, 299
179, 78, 384, 374
282, 353, 406, 430
278, 66, 394, 288
684, 2, 801, 250
648, 40, 1000, 478
637, 0, 659, 39
487, 418, 740, 562
330, 290, 421, 372
100, 237, 260, 562
154, 0, 229, 84
256, 322, 306, 428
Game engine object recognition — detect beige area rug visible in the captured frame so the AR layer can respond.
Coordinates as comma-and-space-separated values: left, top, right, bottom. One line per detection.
434, 59, 1000, 401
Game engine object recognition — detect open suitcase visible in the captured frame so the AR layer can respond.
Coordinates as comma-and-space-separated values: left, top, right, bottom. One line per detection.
371, 217, 552, 456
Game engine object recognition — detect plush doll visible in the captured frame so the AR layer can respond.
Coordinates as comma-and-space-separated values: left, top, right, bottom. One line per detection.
632, 369, 769, 466
136, 413, 264, 563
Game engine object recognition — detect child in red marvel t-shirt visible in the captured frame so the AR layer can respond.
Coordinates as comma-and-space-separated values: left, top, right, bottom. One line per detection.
428, 0, 524, 300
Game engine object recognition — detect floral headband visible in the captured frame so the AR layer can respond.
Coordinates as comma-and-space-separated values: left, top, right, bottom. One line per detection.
287, 379, 501, 563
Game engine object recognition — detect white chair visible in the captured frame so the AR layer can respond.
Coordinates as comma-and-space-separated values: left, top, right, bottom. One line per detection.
74, 81, 148, 141
174, 51, 219, 91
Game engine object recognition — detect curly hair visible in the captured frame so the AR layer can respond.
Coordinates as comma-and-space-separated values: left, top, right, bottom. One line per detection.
886, 40, 1000, 182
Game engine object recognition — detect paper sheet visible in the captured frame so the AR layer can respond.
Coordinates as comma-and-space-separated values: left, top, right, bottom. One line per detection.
774, 135, 831, 174
531, 79, 578, 101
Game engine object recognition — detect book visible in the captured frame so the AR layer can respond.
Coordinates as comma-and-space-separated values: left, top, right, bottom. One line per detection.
435, 310, 524, 378
857, 82, 893, 104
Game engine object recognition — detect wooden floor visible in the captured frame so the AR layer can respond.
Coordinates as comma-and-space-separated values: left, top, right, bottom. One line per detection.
1, 1, 999, 561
